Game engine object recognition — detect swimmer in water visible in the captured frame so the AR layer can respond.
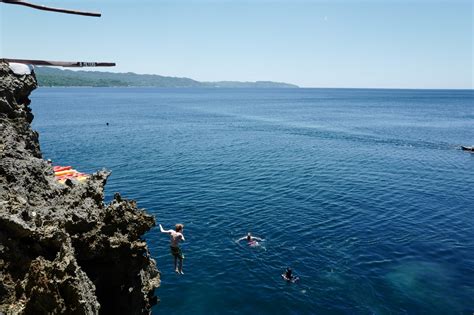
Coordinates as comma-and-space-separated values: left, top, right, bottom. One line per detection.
237, 232, 264, 246
282, 267, 299, 282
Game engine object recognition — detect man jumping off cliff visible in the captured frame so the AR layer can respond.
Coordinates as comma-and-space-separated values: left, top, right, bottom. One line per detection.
159, 223, 185, 274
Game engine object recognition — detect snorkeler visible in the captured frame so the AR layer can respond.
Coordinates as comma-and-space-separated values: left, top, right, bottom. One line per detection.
159, 223, 185, 274
237, 232, 264, 246
281, 267, 299, 283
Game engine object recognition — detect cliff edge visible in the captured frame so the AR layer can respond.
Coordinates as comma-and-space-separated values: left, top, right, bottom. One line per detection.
0, 62, 160, 314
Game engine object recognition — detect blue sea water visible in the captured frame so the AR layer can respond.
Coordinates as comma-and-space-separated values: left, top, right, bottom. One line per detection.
30, 88, 473, 314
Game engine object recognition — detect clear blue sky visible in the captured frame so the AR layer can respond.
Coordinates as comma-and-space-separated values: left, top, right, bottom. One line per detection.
1, 0, 472, 88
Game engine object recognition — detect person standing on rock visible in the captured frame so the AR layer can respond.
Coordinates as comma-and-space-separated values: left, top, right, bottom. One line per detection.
159, 223, 185, 274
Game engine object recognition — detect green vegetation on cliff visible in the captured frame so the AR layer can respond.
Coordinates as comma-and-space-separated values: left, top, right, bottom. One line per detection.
35, 67, 299, 88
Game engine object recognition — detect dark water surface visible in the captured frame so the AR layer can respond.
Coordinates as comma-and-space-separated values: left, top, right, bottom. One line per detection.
31, 88, 473, 314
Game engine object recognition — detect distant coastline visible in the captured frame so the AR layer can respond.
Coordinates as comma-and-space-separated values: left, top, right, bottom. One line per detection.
34, 67, 299, 88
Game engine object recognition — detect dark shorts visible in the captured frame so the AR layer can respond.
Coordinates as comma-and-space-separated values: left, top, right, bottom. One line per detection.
170, 246, 184, 259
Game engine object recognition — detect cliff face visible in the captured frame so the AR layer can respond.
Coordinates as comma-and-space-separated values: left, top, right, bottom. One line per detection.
0, 62, 160, 314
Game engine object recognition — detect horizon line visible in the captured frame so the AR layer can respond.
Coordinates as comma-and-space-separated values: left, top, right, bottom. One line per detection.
35, 66, 473, 90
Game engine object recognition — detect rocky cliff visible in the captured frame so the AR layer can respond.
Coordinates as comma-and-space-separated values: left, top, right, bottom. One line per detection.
0, 62, 160, 314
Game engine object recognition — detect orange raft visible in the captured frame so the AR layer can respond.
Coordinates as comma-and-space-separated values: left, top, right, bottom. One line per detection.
53, 165, 89, 183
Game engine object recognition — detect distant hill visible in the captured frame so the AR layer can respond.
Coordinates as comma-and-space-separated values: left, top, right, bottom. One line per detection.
34, 67, 298, 88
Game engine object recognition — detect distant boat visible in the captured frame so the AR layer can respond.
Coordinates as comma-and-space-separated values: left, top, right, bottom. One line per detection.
461, 146, 474, 152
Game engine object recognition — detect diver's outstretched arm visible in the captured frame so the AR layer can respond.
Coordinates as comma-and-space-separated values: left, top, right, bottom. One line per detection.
253, 237, 264, 241
159, 224, 173, 234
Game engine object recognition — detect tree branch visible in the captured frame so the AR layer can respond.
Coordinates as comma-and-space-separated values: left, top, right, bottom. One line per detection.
0, 0, 101, 17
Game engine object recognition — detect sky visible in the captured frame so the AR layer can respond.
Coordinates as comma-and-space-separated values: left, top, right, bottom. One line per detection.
0, 0, 472, 88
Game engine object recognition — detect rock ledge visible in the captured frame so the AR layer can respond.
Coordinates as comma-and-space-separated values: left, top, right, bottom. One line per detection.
0, 62, 160, 314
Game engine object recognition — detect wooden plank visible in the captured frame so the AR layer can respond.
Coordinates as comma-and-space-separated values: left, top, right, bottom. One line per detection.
2, 58, 115, 67
0, 0, 101, 17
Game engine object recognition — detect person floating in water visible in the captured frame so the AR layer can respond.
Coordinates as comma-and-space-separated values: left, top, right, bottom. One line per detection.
281, 267, 299, 282
238, 232, 264, 246
159, 223, 185, 274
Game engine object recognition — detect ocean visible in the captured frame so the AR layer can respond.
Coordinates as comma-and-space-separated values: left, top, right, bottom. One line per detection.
31, 88, 473, 314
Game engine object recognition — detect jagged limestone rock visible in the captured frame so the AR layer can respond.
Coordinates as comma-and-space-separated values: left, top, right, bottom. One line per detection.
0, 62, 160, 315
